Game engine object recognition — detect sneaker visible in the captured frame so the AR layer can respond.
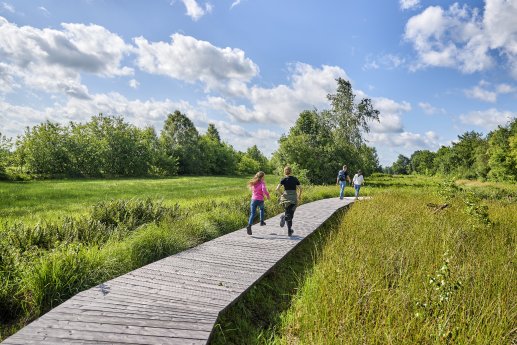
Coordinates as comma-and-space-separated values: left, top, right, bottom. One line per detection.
288, 228, 294, 236
260, 221, 266, 226
280, 215, 286, 228
246, 225, 252, 235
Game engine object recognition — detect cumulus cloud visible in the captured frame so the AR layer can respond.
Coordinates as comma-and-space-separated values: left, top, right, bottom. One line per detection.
465, 85, 497, 102
0, 92, 209, 140
464, 80, 517, 102
208, 120, 281, 155
0, 17, 133, 97
368, 130, 439, 149
180, 0, 213, 21
400, 0, 420, 11
404, 1, 517, 78
134, 33, 258, 93
368, 97, 411, 134
199, 63, 348, 126
459, 108, 516, 130
0, 62, 18, 93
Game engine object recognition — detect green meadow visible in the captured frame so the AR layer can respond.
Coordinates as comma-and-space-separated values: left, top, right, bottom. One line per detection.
1, 175, 515, 344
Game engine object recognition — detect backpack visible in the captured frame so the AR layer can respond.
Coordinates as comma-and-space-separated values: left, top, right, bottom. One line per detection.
338, 170, 347, 181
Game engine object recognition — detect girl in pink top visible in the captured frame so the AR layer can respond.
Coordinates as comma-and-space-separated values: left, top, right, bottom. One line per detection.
246, 171, 270, 235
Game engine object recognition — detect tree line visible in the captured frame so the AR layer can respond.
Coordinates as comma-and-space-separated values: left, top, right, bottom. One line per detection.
0, 78, 382, 183
387, 118, 517, 182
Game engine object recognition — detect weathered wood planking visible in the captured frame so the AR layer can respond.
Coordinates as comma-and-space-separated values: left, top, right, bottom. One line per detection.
2, 197, 355, 345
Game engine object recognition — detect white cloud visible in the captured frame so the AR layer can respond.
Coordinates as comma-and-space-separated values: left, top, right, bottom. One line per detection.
418, 102, 445, 115
400, 0, 420, 11
496, 83, 516, 94
404, 1, 517, 78
0, 62, 18, 93
129, 79, 139, 89
464, 80, 517, 102
230, 0, 242, 9
38, 6, 50, 16
459, 108, 516, 130
0, 17, 133, 97
465, 85, 497, 102
1, 2, 14, 13
0, 92, 210, 141
368, 97, 411, 134
367, 130, 441, 166
368, 130, 438, 149
363, 54, 405, 70
180, 0, 212, 21
199, 63, 348, 126
208, 121, 281, 155
134, 33, 258, 93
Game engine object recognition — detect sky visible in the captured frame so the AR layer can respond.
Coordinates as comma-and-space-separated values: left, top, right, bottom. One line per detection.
0, 0, 516, 166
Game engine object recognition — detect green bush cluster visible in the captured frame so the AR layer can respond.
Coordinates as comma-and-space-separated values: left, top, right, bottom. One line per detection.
387, 118, 517, 182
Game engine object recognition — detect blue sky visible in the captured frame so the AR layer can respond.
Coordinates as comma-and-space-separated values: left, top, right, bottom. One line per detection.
1, 0, 516, 166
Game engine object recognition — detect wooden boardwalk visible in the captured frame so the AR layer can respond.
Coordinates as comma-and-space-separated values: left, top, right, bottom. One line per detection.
2, 197, 355, 345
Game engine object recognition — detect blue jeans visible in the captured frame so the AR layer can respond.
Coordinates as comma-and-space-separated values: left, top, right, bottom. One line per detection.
354, 184, 361, 197
248, 199, 265, 225
339, 181, 347, 199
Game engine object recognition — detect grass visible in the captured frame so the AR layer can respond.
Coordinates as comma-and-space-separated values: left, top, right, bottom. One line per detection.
212, 174, 516, 344
0, 176, 266, 224
0, 175, 342, 340
4, 174, 513, 343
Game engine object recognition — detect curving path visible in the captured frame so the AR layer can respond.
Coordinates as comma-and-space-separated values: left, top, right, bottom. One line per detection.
2, 197, 355, 345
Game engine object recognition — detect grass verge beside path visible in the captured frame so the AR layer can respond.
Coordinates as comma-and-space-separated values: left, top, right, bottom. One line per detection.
270, 181, 515, 344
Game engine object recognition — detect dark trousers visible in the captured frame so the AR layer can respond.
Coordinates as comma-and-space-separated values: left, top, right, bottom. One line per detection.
284, 203, 296, 229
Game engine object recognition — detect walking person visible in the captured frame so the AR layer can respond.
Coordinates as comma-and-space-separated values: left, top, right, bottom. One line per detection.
246, 171, 270, 235
336, 165, 351, 200
276, 166, 302, 236
352, 170, 364, 200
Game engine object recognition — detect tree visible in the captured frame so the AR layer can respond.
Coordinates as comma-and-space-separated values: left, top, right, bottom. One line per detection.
410, 150, 436, 175
16, 121, 71, 175
206, 123, 221, 143
391, 154, 411, 175
237, 155, 260, 175
325, 77, 380, 147
273, 110, 337, 183
0, 132, 12, 179
356, 144, 380, 176
449, 131, 484, 178
160, 111, 201, 174
245, 145, 270, 173
433, 146, 455, 176
486, 119, 517, 181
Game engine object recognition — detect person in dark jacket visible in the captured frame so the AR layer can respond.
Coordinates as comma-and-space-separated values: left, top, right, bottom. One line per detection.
336, 164, 351, 200
276, 166, 302, 236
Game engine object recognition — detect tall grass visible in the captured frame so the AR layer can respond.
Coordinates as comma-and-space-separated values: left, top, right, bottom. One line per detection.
267, 180, 516, 344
